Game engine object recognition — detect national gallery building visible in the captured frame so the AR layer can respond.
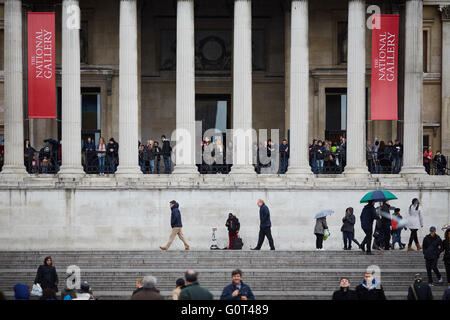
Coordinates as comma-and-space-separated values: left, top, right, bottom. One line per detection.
0, 0, 449, 251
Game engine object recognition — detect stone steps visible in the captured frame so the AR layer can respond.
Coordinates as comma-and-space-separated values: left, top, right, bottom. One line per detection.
0, 251, 447, 300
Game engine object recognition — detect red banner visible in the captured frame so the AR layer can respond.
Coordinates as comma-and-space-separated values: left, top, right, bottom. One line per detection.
371, 15, 399, 120
27, 12, 56, 119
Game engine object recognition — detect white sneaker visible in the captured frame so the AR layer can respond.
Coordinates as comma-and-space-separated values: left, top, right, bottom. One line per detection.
438, 277, 444, 283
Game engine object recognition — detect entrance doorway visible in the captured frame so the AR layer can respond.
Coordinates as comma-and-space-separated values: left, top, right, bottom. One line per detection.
81, 88, 101, 144
195, 94, 231, 174
325, 88, 347, 143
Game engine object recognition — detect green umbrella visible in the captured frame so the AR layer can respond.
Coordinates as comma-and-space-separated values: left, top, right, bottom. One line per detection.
360, 190, 398, 203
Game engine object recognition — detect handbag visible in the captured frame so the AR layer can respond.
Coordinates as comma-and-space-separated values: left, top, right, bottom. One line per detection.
31, 283, 43, 297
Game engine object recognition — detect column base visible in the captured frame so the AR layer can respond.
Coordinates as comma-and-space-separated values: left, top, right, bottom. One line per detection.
115, 166, 143, 178
230, 165, 257, 176
172, 165, 200, 176
400, 166, 427, 176
286, 166, 313, 178
58, 166, 85, 180
344, 165, 370, 178
0, 166, 27, 181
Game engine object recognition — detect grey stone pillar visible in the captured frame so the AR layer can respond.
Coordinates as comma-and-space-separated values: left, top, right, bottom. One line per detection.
116, 0, 142, 177
287, 0, 312, 177
344, 0, 368, 176
172, 0, 198, 175
59, 0, 84, 177
1, 0, 26, 177
401, 0, 426, 175
440, 5, 450, 157
230, 0, 255, 175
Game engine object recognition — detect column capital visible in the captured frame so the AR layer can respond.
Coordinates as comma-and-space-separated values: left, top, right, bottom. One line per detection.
440, 5, 450, 21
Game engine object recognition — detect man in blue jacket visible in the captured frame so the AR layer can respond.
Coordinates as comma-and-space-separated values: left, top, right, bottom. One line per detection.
220, 269, 255, 300
360, 200, 378, 255
160, 200, 190, 251
252, 199, 275, 250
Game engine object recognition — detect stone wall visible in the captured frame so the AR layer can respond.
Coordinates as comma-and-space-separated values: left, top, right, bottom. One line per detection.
0, 176, 449, 251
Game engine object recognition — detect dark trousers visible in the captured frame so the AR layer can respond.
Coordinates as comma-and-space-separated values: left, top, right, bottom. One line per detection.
408, 229, 419, 246
255, 227, 275, 250
315, 233, 324, 249
163, 156, 171, 173
228, 232, 238, 250
425, 258, 441, 283
445, 261, 450, 284
382, 227, 391, 250
343, 231, 360, 249
361, 228, 373, 252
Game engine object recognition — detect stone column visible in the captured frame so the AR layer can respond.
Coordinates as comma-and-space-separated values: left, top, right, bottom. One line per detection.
1, 0, 26, 177
287, 0, 312, 177
401, 0, 426, 175
116, 0, 141, 177
59, 0, 84, 177
172, 0, 198, 175
344, 0, 368, 176
284, 10, 290, 140
440, 5, 450, 157
230, 0, 255, 175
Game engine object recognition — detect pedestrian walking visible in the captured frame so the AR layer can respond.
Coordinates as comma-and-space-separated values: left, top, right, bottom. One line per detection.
379, 201, 394, 250
360, 200, 378, 255
341, 207, 361, 250
355, 272, 386, 300
314, 216, 328, 251
225, 213, 240, 250
220, 269, 255, 300
34, 256, 59, 292
332, 277, 357, 300
391, 208, 406, 250
422, 226, 444, 286
131, 276, 164, 300
180, 270, 213, 300
172, 278, 186, 300
160, 200, 190, 251
407, 198, 423, 251
443, 229, 450, 284
251, 199, 275, 250
407, 273, 433, 300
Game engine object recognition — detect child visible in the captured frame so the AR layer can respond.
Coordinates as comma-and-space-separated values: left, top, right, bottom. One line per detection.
41, 156, 49, 173
391, 208, 406, 249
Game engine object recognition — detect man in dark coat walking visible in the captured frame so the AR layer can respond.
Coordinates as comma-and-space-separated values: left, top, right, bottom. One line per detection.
379, 201, 394, 250
355, 272, 386, 300
252, 199, 275, 250
360, 200, 378, 255
407, 273, 433, 300
160, 200, 190, 251
422, 226, 443, 285
225, 213, 240, 250
220, 269, 255, 300
332, 277, 357, 300
131, 276, 164, 300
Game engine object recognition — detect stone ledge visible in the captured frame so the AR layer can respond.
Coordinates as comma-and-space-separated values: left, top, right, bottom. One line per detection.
0, 174, 448, 190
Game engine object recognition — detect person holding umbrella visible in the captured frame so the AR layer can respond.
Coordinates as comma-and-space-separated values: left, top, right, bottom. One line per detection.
314, 210, 332, 251
359, 190, 398, 255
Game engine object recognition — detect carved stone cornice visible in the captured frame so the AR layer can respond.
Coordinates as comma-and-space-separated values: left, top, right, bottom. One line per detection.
439, 5, 450, 21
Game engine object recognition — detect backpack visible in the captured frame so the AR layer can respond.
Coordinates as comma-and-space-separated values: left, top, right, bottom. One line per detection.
231, 237, 243, 250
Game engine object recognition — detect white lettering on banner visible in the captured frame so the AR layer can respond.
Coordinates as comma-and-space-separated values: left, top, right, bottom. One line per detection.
376, 32, 396, 82
34, 29, 53, 79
